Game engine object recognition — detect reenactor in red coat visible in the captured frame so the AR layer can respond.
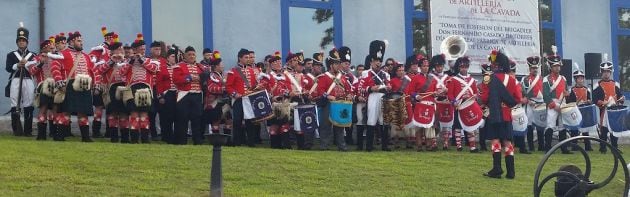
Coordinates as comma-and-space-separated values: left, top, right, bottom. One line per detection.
225, 48, 264, 147
51, 31, 100, 142
172, 46, 205, 145
480, 50, 522, 179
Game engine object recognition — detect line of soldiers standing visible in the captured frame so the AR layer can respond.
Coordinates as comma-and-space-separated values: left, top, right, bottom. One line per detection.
6, 24, 626, 179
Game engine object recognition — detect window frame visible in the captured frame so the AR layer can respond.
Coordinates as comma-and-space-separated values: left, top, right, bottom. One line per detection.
281, 0, 343, 58
611, 0, 630, 97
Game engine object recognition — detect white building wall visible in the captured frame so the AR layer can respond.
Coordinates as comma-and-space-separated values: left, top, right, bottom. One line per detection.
152, 0, 204, 58
343, 0, 407, 66
212, 0, 281, 67
561, 0, 612, 73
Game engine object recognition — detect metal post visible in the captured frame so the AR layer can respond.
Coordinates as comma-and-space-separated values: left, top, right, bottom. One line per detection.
210, 143, 223, 197
206, 133, 230, 197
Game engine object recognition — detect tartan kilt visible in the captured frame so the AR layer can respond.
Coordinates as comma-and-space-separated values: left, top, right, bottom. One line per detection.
126, 83, 152, 112
62, 80, 94, 115
106, 82, 128, 114
36, 84, 54, 109
92, 91, 104, 106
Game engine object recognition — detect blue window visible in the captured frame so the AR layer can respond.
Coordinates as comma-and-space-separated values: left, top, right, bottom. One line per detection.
404, 0, 429, 57
202, 0, 213, 50
611, 0, 630, 96
540, 0, 563, 56
281, 0, 342, 58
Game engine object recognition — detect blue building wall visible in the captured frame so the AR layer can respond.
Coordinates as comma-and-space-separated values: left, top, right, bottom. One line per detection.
0, 0, 623, 115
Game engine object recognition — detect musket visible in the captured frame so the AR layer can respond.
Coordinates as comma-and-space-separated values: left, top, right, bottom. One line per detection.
13, 52, 29, 134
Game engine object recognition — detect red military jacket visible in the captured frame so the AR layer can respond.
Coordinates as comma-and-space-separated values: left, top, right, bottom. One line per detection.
314, 71, 353, 99
95, 60, 127, 87
226, 64, 258, 97
431, 72, 450, 102
204, 71, 227, 110
521, 73, 544, 102
447, 74, 478, 103
155, 63, 177, 95
52, 49, 99, 84
173, 62, 204, 92
480, 73, 523, 121
119, 59, 158, 87
29, 54, 59, 84
358, 69, 390, 94
263, 71, 293, 100
409, 72, 437, 102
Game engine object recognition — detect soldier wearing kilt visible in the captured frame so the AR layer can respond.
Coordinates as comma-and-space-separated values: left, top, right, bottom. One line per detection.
87, 27, 116, 138
30, 38, 60, 140
205, 51, 232, 140
120, 34, 158, 144
95, 39, 130, 143
51, 31, 100, 142
481, 50, 521, 179
156, 47, 181, 144
172, 46, 205, 145
286, 51, 316, 149
263, 52, 294, 149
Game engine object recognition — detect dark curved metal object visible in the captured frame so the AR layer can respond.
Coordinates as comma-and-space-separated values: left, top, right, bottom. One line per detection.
533, 136, 629, 197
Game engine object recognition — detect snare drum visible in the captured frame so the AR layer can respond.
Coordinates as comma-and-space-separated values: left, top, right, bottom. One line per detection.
605, 105, 629, 137
561, 102, 583, 129
456, 98, 484, 132
329, 100, 353, 128
242, 90, 274, 121
512, 105, 528, 135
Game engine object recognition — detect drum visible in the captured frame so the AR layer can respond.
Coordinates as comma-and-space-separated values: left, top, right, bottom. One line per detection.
382, 93, 408, 129
329, 100, 353, 127
293, 104, 319, 133
411, 101, 436, 129
511, 105, 528, 135
606, 105, 629, 137
456, 98, 484, 132
531, 103, 547, 127
578, 104, 598, 129
242, 90, 274, 121
561, 102, 583, 129
436, 101, 455, 128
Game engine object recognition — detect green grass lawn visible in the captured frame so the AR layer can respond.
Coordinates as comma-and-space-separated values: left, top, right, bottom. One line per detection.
0, 135, 628, 197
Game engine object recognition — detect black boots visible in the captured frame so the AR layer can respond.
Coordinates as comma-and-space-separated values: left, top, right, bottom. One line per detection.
356, 125, 365, 151
130, 130, 140, 144
559, 130, 572, 154
53, 125, 67, 141
48, 120, 56, 137
80, 125, 93, 142
381, 126, 391, 151
10, 107, 24, 136
140, 129, 150, 144
120, 128, 130, 143
270, 134, 281, 149
109, 127, 119, 143
505, 155, 515, 179
92, 121, 102, 138
36, 122, 47, 140
484, 152, 503, 178
526, 126, 535, 151
296, 133, 305, 150
544, 128, 554, 151
537, 127, 545, 151
23, 106, 34, 137
365, 126, 375, 152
